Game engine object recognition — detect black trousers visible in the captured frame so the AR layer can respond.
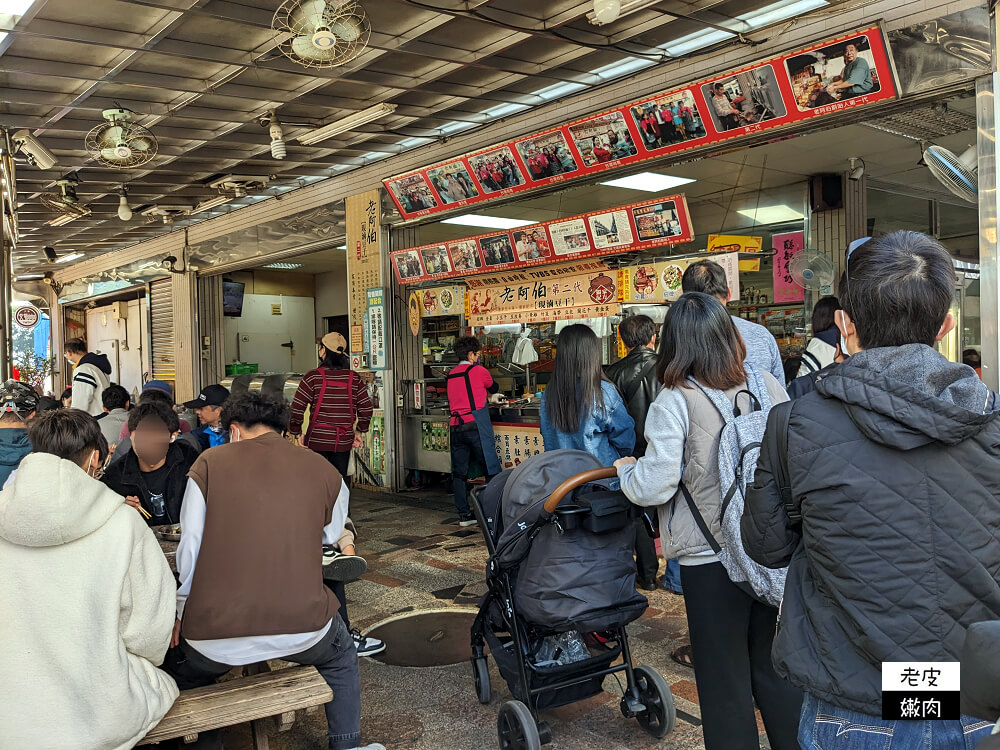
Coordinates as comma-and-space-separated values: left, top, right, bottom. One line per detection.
318, 450, 351, 480
680, 561, 802, 750
634, 517, 658, 582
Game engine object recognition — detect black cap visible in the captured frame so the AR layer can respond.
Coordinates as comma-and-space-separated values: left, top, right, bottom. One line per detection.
183, 384, 230, 409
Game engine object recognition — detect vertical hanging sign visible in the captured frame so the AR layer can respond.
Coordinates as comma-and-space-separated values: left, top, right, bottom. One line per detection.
772, 231, 806, 303
346, 189, 382, 354
366, 288, 387, 370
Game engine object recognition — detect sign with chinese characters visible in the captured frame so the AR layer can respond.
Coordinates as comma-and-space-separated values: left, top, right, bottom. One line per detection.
881, 661, 959, 720
619, 252, 740, 304
384, 26, 897, 220
467, 265, 621, 326
772, 231, 807, 303
346, 190, 382, 352
13, 306, 39, 329
417, 285, 464, 317
390, 195, 694, 285
366, 288, 387, 370
369, 415, 385, 475
493, 423, 544, 470
707, 234, 763, 272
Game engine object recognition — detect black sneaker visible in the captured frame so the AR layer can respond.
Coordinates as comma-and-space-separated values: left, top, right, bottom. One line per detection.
636, 578, 657, 592
352, 629, 386, 658
457, 514, 478, 527
321, 546, 368, 582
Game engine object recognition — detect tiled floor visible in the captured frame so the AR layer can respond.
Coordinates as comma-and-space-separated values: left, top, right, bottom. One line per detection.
217, 487, 774, 750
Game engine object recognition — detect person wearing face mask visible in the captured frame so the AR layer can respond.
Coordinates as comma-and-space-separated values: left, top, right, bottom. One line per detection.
101, 401, 199, 526
0, 409, 178, 749
64, 337, 112, 416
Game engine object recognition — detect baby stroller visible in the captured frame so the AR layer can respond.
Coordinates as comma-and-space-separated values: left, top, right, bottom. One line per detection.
469, 450, 676, 749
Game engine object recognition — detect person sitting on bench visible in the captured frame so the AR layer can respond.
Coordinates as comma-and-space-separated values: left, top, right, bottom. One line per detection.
163, 392, 383, 750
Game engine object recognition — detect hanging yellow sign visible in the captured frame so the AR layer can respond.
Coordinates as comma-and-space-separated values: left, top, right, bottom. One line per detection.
619, 252, 740, 304
707, 234, 763, 272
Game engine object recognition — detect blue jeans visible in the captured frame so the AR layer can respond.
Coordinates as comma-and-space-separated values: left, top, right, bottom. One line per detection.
662, 557, 682, 593
798, 693, 994, 750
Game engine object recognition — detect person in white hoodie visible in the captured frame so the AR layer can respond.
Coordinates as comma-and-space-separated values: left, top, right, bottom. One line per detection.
795, 295, 841, 379
0, 408, 178, 749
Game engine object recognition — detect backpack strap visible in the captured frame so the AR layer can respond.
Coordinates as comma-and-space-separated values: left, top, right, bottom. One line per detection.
764, 400, 796, 524
623, 359, 657, 405
679, 481, 722, 555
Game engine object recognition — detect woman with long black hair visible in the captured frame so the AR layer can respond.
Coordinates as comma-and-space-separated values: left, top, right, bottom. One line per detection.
614, 292, 800, 750
288, 332, 373, 477
540, 323, 635, 466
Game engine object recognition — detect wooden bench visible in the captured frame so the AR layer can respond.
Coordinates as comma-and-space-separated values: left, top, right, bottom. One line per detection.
139, 665, 332, 749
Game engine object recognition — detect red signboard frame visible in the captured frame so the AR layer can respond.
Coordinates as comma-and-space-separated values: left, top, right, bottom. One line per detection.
384, 25, 897, 220
390, 194, 695, 285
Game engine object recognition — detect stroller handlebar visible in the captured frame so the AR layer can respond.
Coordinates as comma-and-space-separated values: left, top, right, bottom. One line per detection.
543, 467, 619, 514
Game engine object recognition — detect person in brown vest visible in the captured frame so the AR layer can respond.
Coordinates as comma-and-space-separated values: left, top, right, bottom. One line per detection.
162, 392, 384, 750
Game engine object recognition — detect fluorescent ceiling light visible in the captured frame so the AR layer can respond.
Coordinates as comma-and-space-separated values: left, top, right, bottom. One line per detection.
600, 172, 695, 192
587, 0, 662, 25
439, 121, 475, 135
337, 244, 347, 249
0, 0, 36, 14
531, 82, 587, 99
397, 136, 432, 149
263, 262, 303, 270
736, 205, 804, 224
194, 195, 231, 213
14, 273, 44, 281
298, 103, 397, 146
662, 28, 736, 56
441, 214, 537, 230
47, 214, 80, 227
483, 102, 530, 119
55, 251, 85, 264
739, 0, 828, 29
591, 57, 656, 79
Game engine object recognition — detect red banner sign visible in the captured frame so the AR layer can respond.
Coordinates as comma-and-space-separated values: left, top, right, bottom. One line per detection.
390, 195, 694, 285
384, 26, 896, 220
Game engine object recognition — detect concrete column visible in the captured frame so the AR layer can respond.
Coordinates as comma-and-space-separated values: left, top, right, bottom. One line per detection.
977, 68, 1000, 391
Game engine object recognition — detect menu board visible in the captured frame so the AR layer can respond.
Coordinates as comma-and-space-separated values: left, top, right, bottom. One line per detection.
390, 194, 694, 285
493, 423, 544, 470
416, 285, 464, 317
346, 191, 381, 352
384, 26, 897, 220
618, 252, 740, 304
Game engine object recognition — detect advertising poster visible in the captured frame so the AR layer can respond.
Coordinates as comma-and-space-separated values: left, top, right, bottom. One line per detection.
619, 252, 740, 304
708, 234, 763, 272
345, 190, 381, 351
384, 26, 898, 221
419, 285, 464, 317
366, 288, 387, 370
426, 161, 479, 206
447, 239, 483, 271
772, 231, 807, 303
390, 194, 695, 285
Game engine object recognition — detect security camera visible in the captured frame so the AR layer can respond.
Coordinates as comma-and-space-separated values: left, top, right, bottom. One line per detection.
162, 255, 178, 270
12, 130, 58, 170
848, 157, 866, 182
43, 246, 58, 263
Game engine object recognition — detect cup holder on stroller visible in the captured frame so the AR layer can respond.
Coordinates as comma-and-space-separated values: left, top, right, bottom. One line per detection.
552, 504, 588, 531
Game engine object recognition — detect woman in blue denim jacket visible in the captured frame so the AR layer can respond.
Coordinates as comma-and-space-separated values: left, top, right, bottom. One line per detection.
540, 324, 635, 466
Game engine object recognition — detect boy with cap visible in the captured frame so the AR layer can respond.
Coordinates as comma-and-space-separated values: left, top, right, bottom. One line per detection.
0, 380, 38, 486
185, 384, 231, 451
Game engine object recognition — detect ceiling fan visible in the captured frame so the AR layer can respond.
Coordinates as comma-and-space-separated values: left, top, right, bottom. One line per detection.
272, 0, 370, 69
85, 108, 159, 169
39, 173, 92, 222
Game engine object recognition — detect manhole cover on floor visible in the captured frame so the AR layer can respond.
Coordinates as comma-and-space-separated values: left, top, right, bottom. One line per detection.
366, 608, 478, 667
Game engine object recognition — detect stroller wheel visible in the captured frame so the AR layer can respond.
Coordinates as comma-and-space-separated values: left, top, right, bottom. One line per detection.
634, 665, 676, 738
497, 700, 541, 750
473, 656, 491, 704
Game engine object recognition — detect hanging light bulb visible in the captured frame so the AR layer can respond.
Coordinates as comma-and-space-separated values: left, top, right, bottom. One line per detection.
117, 186, 132, 221
592, 0, 621, 25
268, 111, 286, 160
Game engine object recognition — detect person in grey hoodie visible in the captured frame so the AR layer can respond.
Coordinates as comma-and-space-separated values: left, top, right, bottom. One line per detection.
0, 379, 37, 487
615, 292, 799, 750
65, 337, 112, 416
743, 231, 1000, 750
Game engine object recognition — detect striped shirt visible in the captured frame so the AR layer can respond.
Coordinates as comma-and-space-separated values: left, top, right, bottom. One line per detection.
289, 368, 374, 452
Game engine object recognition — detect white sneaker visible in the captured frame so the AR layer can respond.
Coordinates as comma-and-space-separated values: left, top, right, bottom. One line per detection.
321, 546, 368, 582
348, 744, 386, 750
352, 628, 386, 658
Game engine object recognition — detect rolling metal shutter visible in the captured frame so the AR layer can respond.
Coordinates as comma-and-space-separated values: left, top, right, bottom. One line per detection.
149, 278, 175, 382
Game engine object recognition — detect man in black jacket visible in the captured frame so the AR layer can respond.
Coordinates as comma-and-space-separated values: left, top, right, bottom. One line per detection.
743, 230, 1000, 749
606, 315, 661, 591
102, 401, 199, 526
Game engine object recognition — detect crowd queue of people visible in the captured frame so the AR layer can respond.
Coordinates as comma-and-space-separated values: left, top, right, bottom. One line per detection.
447, 231, 1000, 750
0, 333, 385, 749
